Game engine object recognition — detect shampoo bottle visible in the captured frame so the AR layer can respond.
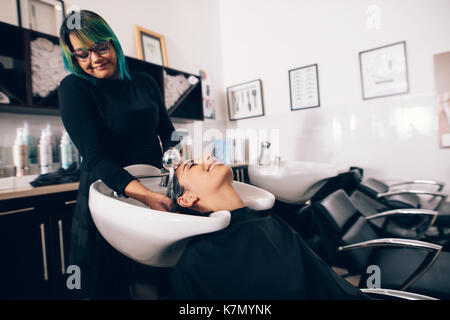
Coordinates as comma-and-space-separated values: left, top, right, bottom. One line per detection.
60, 129, 73, 169
39, 128, 53, 174
45, 123, 58, 164
13, 127, 30, 176
23, 121, 37, 164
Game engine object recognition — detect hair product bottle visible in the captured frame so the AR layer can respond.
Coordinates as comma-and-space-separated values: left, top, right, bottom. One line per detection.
45, 123, 58, 164
60, 130, 73, 169
13, 127, 30, 176
23, 121, 37, 164
38, 128, 53, 174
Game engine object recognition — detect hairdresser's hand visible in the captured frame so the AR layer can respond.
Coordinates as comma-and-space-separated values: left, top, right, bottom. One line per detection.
145, 191, 174, 211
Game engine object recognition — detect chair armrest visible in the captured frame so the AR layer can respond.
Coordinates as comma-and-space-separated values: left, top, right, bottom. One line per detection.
377, 190, 448, 210
389, 180, 445, 192
360, 288, 438, 300
338, 238, 442, 291
366, 209, 439, 236
388, 181, 446, 204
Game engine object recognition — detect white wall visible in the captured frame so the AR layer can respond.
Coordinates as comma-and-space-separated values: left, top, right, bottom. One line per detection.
0, 0, 227, 166
1, 0, 449, 193
220, 0, 450, 192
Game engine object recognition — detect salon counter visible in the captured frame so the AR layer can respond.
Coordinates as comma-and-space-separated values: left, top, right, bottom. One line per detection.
0, 174, 79, 202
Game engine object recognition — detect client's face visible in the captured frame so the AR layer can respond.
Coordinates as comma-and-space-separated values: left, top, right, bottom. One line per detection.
175, 154, 233, 204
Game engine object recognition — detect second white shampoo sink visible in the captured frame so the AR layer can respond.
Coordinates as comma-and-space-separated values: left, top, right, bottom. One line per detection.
89, 164, 275, 268
248, 160, 342, 204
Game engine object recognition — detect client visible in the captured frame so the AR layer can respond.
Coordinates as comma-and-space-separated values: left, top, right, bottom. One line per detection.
168, 154, 369, 300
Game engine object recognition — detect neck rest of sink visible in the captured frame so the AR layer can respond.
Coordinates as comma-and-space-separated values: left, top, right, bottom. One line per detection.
89, 164, 275, 267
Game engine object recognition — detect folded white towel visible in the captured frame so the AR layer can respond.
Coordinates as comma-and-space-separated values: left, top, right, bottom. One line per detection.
31, 37, 70, 98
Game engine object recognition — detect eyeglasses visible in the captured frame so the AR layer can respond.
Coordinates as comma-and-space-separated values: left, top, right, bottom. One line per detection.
71, 40, 111, 62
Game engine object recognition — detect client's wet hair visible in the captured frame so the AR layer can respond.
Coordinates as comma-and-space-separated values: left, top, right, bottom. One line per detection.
171, 172, 184, 204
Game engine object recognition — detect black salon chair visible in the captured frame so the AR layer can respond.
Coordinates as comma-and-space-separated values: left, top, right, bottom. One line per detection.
310, 167, 364, 203
350, 190, 450, 246
294, 167, 364, 255
313, 189, 450, 299
357, 178, 450, 215
358, 178, 446, 209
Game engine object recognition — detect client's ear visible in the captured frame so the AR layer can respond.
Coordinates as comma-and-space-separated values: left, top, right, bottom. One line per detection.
176, 190, 199, 208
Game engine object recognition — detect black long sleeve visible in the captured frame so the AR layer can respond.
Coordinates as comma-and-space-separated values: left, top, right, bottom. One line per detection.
58, 72, 176, 196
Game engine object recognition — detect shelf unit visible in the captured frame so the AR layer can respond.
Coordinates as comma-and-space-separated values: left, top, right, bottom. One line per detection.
0, 21, 204, 121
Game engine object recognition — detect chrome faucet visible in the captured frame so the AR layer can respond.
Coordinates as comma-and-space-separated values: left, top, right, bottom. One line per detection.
258, 141, 271, 165
161, 148, 183, 200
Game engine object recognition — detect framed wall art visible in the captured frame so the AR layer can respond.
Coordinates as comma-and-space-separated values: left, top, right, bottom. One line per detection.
0, 0, 20, 26
289, 63, 320, 111
135, 25, 168, 67
359, 41, 409, 100
18, 0, 65, 36
227, 79, 264, 121
433, 51, 450, 148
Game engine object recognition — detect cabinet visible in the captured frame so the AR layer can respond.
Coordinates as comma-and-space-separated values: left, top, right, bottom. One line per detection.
231, 164, 249, 183
0, 189, 78, 299
0, 21, 203, 120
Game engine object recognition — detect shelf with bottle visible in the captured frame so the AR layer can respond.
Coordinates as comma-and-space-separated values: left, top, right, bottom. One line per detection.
9, 121, 79, 178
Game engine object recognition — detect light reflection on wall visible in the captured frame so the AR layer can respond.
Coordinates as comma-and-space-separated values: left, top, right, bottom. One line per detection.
392, 105, 435, 140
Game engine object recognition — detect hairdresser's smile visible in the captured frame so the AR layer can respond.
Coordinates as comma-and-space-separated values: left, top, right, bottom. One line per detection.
92, 61, 109, 71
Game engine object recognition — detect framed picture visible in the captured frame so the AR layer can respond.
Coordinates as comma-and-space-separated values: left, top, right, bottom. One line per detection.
0, 0, 20, 26
359, 41, 409, 100
227, 79, 264, 121
289, 64, 320, 111
135, 25, 168, 67
18, 0, 65, 37
433, 51, 450, 148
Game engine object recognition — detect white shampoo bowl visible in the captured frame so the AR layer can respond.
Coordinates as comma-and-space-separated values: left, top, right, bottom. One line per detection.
89, 164, 275, 267
248, 160, 342, 204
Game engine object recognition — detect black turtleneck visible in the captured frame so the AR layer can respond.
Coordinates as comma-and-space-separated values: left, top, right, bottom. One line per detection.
169, 207, 369, 300
58, 71, 176, 196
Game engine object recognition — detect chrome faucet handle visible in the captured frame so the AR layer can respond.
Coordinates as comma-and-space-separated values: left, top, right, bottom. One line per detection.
261, 141, 271, 149
162, 148, 183, 201
258, 141, 271, 165
274, 156, 281, 167
162, 147, 183, 170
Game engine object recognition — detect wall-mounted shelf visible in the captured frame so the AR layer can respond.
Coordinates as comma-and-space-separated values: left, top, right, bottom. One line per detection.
0, 21, 204, 121
126, 56, 204, 121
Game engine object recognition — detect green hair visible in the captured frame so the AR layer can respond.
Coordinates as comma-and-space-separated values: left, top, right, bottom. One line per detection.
59, 10, 131, 84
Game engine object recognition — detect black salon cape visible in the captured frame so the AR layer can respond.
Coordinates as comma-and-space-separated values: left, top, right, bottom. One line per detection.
169, 207, 369, 300
58, 72, 177, 299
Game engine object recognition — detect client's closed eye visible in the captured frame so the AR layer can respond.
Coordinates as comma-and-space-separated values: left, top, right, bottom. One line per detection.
188, 163, 197, 170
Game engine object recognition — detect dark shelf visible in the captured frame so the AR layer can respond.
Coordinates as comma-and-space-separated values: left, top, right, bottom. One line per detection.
0, 103, 59, 116
163, 65, 203, 121
0, 21, 204, 121
167, 81, 199, 114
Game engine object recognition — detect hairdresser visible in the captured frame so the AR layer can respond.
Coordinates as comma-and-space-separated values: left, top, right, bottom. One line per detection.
58, 10, 179, 299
